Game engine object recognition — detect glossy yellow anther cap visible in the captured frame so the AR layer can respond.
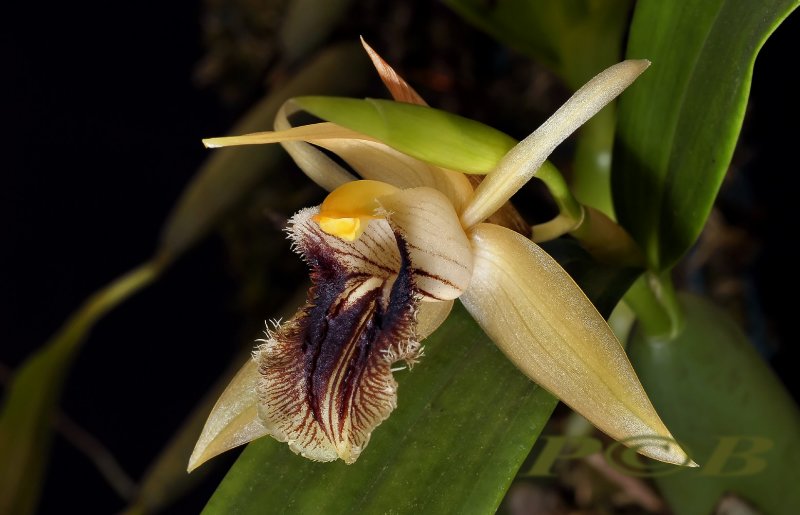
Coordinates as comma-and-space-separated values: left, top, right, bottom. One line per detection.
314, 180, 400, 240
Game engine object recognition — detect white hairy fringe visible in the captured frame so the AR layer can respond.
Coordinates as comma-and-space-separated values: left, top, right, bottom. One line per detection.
253, 318, 284, 361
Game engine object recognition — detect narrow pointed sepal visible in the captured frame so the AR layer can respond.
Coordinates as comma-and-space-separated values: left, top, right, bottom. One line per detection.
188, 359, 269, 472
460, 223, 693, 466
461, 60, 650, 227
202, 122, 370, 149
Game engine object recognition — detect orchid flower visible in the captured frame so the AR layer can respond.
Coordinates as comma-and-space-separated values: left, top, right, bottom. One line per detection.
188, 42, 694, 472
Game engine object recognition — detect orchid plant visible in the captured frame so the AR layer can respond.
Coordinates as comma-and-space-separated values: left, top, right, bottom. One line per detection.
187, 41, 695, 472
2, 2, 797, 513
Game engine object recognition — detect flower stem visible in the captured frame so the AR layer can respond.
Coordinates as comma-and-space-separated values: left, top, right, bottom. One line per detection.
624, 272, 685, 340
569, 207, 644, 267
531, 213, 580, 242
0, 259, 164, 515
536, 161, 584, 223
534, 162, 643, 266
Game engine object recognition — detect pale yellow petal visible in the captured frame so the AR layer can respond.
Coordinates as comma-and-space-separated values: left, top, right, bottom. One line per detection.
274, 101, 357, 192
461, 60, 650, 228
460, 223, 693, 466
315, 138, 473, 213
360, 36, 427, 106
188, 359, 269, 472
416, 300, 454, 339
378, 187, 474, 301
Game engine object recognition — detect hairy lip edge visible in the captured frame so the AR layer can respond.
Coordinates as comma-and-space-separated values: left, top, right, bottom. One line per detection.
255, 217, 419, 461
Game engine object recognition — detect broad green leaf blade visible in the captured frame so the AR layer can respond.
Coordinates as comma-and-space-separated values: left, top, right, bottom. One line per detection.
291, 96, 518, 174
0, 262, 161, 515
628, 294, 800, 514
612, 0, 798, 271
202, 226, 640, 513
442, 0, 632, 91
203, 304, 558, 514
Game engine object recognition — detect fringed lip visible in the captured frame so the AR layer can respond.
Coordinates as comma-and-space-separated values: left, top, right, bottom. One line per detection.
253, 208, 421, 463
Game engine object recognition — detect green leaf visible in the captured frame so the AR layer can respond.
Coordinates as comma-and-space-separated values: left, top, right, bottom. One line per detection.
612, 0, 798, 271
202, 304, 558, 514
628, 294, 800, 514
0, 263, 161, 515
442, 0, 632, 91
291, 96, 517, 174
200, 211, 640, 513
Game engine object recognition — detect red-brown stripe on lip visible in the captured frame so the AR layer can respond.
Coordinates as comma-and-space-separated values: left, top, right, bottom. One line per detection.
254, 208, 420, 463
